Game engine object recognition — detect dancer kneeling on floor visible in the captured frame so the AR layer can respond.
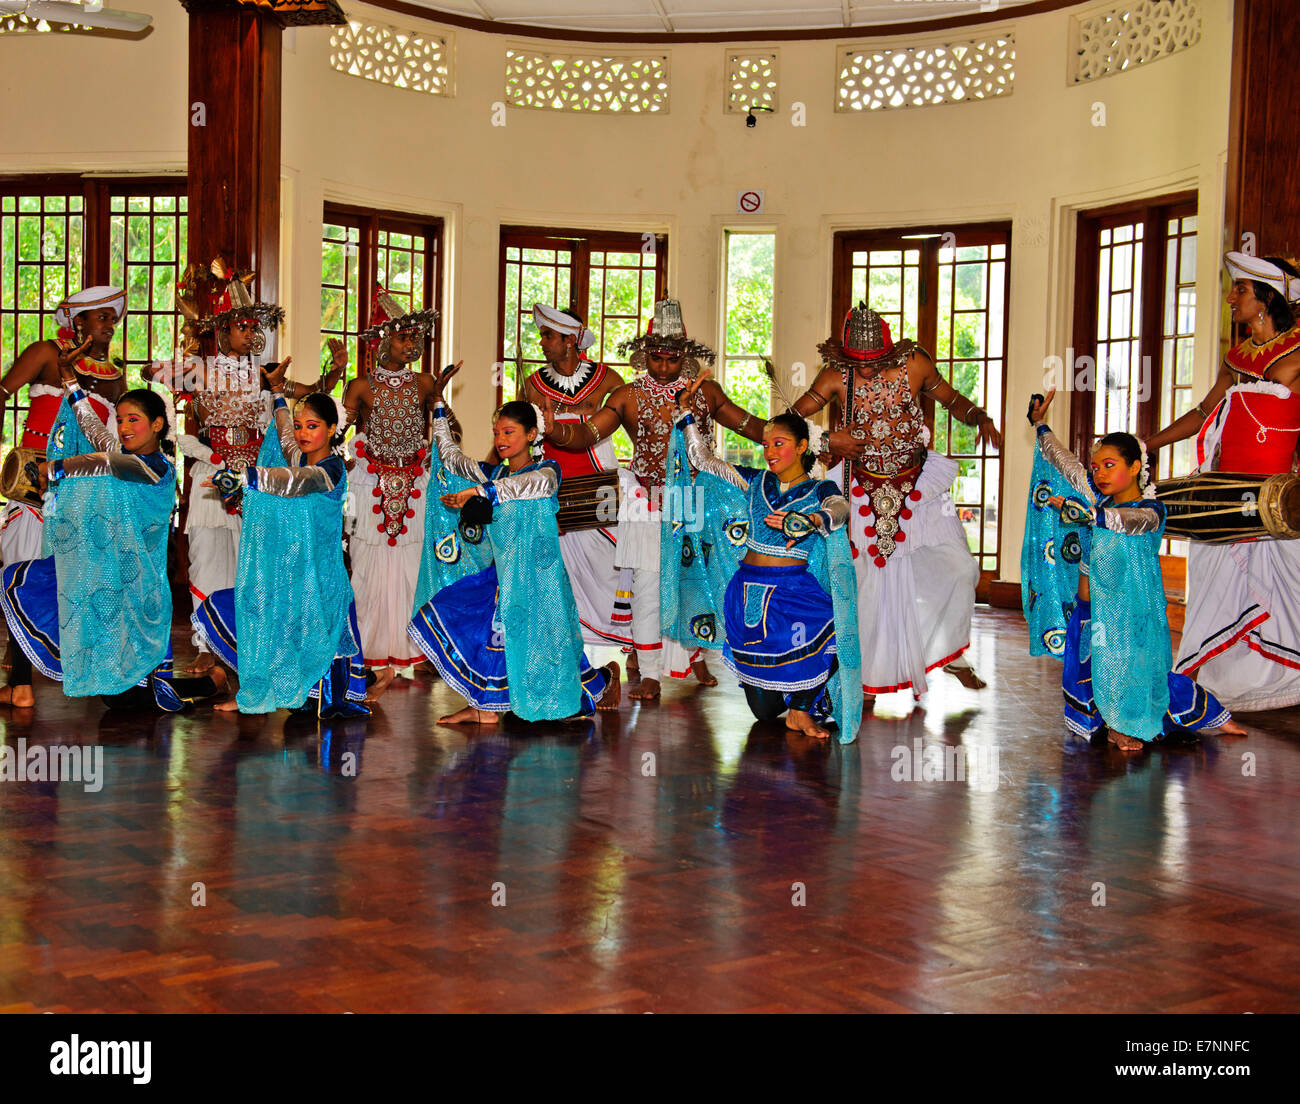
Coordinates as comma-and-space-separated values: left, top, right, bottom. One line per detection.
193, 390, 372, 717
407, 362, 619, 725
1023, 391, 1246, 752
662, 374, 861, 742
0, 382, 223, 710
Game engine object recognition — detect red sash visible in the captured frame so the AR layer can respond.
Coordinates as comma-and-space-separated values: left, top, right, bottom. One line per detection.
1217, 389, 1300, 474
22, 391, 112, 450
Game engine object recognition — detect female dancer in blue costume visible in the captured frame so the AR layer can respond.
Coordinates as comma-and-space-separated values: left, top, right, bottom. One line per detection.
1022, 391, 1245, 751
0, 381, 224, 710
193, 390, 371, 718
663, 372, 860, 742
407, 362, 620, 725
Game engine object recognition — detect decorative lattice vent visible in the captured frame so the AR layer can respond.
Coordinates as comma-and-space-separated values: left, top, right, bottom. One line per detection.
1070, 0, 1201, 84
505, 49, 670, 113
836, 37, 1015, 112
329, 20, 452, 97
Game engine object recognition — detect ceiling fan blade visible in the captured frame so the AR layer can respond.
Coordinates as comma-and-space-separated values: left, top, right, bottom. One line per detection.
25, 1, 152, 30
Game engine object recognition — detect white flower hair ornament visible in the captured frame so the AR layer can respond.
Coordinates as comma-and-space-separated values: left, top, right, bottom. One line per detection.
1138, 437, 1156, 499
806, 422, 827, 458
529, 401, 547, 456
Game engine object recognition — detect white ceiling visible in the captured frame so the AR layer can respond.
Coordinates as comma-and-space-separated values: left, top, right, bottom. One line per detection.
401, 0, 1045, 34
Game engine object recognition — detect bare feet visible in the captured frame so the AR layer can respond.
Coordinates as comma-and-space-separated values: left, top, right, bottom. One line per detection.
214, 697, 240, 712
691, 657, 718, 687
366, 666, 396, 703
630, 677, 661, 701
1217, 719, 1248, 736
944, 662, 987, 690
209, 666, 228, 693
0, 684, 35, 707
863, 692, 876, 714
190, 651, 216, 676
786, 709, 830, 740
626, 650, 639, 676
438, 705, 497, 725
413, 660, 435, 677
596, 662, 621, 711
1108, 730, 1146, 753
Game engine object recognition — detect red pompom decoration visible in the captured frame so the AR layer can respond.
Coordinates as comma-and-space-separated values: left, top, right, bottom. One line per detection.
896, 531, 906, 542
909, 490, 922, 501
376, 523, 386, 532
410, 489, 421, 499
355, 442, 365, 458
367, 464, 377, 474
405, 509, 415, 519
874, 556, 886, 567
416, 447, 426, 460
858, 505, 869, 517
868, 543, 879, 556
852, 485, 865, 498
400, 525, 408, 535
864, 525, 876, 536
372, 504, 381, 514
852, 546, 860, 559
371, 487, 381, 498
387, 537, 397, 547
900, 508, 912, 520
209, 453, 224, 466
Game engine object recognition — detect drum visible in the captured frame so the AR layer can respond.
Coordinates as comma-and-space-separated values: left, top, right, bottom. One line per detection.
1155, 471, 1300, 543
0, 446, 45, 507
556, 469, 620, 534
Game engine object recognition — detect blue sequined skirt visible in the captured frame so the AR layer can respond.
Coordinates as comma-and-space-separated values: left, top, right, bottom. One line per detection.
0, 555, 185, 710
193, 589, 371, 718
722, 562, 837, 694
407, 563, 609, 718
1063, 599, 1231, 740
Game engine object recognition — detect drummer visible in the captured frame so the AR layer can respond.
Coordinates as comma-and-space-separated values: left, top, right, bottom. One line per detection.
537, 298, 765, 700
520, 303, 633, 653
1146, 253, 1300, 712
0, 286, 126, 567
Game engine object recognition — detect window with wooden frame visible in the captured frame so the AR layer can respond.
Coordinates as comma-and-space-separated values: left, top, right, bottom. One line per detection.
321, 203, 443, 398
498, 226, 667, 461
832, 224, 1011, 580
1, 174, 187, 452
1071, 192, 1197, 555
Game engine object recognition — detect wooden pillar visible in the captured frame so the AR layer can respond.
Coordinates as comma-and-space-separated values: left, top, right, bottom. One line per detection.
1225, 0, 1300, 259
180, 0, 283, 311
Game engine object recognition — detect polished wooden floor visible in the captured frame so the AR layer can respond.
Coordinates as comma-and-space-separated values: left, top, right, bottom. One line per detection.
0, 608, 1297, 1014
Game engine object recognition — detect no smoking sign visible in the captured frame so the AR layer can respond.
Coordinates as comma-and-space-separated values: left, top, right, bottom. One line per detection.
737, 190, 765, 214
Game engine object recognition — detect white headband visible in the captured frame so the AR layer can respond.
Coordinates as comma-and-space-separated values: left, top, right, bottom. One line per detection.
1224, 252, 1300, 304
533, 303, 596, 351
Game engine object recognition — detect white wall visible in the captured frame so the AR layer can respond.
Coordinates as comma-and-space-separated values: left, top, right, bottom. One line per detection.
0, 0, 1235, 581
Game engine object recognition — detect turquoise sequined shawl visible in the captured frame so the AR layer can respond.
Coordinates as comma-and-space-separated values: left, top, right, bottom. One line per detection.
234, 429, 357, 713
1021, 435, 1171, 740
660, 426, 862, 741
412, 449, 494, 613
489, 460, 588, 721
43, 397, 174, 695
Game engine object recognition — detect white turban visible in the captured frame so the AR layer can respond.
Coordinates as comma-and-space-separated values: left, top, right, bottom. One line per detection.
1225, 252, 1300, 304
55, 286, 126, 330
532, 302, 596, 351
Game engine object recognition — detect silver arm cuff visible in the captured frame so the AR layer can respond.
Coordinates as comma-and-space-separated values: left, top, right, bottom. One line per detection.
59, 452, 162, 484
1099, 504, 1163, 534
679, 415, 748, 491
65, 382, 117, 452
1034, 424, 1096, 505
272, 399, 302, 466
818, 493, 850, 532
432, 402, 487, 484
490, 466, 559, 503
250, 464, 336, 497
